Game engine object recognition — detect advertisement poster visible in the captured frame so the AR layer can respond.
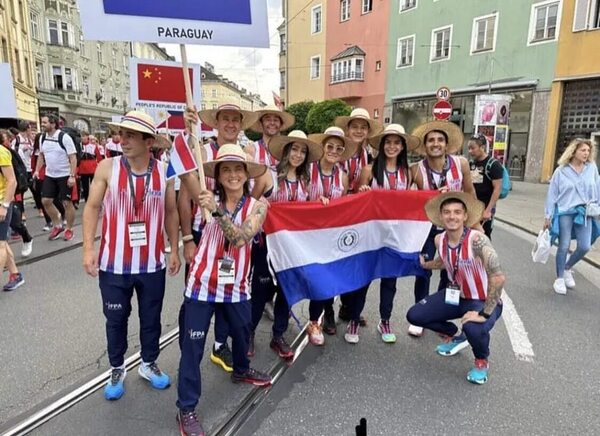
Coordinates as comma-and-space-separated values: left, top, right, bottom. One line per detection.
0, 64, 18, 118
474, 94, 512, 164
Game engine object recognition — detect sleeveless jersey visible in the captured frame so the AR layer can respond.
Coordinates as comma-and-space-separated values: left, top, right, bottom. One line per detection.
253, 139, 278, 168
343, 146, 369, 193
418, 155, 463, 191
269, 170, 309, 203
309, 161, 345, 200
371, 167, 408, 191
185, 197, 257, 303
99, 157, 166, 274
438, 229, 488, 300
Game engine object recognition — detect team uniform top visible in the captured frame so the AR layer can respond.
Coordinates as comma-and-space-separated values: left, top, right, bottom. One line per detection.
267, 170, 309, 204
438, 229, 488, 300
185, 196, 258, 303
344, 147, 369, 193
309, 161, 345, 200
98, 156, 167, 274
371, 167, 409, 191
418, 155, 463, 191
253, 139, 278, 169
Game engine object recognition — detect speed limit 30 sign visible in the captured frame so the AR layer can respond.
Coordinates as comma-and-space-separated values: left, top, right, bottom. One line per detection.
436, 86, 451, 101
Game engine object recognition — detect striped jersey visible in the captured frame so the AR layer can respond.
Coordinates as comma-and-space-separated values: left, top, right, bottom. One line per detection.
309, 161, 345, 200
185, 196, 258, 302
99, 157, 167, 274
418, 155, 463, 191
343, 146, 369, 193
253, 139, 278, 168
371, 167, 409, 191
268, 170, 309, 203
438, 229, 488, 300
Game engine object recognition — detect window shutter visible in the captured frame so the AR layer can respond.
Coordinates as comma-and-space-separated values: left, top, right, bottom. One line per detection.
573, 0, 591, 31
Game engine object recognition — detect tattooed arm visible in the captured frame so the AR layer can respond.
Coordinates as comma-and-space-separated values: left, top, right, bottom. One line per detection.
215, 201, 267, 248
472, 232, 506, 315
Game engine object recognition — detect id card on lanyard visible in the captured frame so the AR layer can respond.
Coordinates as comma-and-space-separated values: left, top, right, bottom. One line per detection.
218, 196, 246, 286
445, 229, 468, 306
124, 158, 154, 248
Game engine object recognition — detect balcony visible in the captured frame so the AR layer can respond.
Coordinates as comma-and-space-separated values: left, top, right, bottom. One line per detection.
331, 71, 364, 84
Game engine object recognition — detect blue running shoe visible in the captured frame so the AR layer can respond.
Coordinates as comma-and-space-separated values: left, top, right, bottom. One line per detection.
138, 362, 170, 389
104, 367, 126, 400
467, 359, 489, 385
436, 333, 469, 356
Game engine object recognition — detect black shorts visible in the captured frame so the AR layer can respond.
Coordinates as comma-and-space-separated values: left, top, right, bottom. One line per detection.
42, 176, 72, 201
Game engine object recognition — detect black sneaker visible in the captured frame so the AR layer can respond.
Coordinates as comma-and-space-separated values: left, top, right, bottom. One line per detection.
231, 367, 272, 387
247, 332, 255, 358
323, 312, 337, 335
176, 409, 205, 436
210, 343, 233, 373
270, 336, 294, 359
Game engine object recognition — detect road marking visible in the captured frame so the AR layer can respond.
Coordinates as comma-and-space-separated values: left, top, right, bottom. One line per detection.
501, 290, 535, 363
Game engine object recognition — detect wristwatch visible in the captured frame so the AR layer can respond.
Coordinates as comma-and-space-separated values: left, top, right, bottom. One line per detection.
478, 310, 491, 319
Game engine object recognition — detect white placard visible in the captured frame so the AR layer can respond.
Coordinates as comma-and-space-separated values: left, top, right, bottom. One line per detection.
0, 64, 18, 118
78, 0, 269, 48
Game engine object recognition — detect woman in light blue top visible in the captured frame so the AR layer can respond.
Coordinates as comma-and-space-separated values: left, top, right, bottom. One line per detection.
544, 138, 600, 295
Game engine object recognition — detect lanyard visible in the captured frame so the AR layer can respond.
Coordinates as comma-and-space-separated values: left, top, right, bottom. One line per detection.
123, 157, 154, 216
446, 228, 468, 285
222, 195, 246, 253
285, 179, 298, 202
424, 158, 450, 190
318, 161, 335, 198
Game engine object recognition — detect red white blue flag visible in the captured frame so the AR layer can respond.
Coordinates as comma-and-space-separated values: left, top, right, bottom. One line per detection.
167, 133, 198, 180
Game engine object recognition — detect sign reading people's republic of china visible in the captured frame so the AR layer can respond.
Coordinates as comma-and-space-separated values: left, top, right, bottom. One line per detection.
78, 0, 269, 48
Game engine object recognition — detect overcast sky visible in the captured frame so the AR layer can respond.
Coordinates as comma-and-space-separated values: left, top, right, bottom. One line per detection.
163, 0, 283, 105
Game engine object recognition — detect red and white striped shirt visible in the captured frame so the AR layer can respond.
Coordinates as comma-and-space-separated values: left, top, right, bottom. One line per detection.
99, 157, 167, 274
253, 139, 278, 168
418, 155, 463, 191
185, 196, 257, 302
309, 161, 344, 200
371, 168, 408, 191
438, 229, 488, 300
269, 170, 309, 203
343, 146, 369, 193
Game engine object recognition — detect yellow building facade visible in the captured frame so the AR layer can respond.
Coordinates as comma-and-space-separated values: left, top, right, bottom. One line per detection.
0, 0, 38, 123
200, 65, 264, 112
282, 0, 326, 106
542, 0, 600, 180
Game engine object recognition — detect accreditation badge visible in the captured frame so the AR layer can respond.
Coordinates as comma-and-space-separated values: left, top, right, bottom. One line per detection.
445, 284, 461, 306
218, 257, 236, 285
128, 222, 147, 247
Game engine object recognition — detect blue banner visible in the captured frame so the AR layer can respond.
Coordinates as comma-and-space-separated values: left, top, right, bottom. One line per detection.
103, 0, 252, 24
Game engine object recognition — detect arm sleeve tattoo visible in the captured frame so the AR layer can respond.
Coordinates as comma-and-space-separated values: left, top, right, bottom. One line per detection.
217, 202, 267, 248
472, 232, 506, 314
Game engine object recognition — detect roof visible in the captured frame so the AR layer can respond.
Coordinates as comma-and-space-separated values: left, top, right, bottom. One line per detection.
331, 45, 366, 61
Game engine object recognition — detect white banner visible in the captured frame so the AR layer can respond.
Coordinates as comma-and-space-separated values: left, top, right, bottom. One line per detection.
78, 0, 269, 48
0, 64, 17, 118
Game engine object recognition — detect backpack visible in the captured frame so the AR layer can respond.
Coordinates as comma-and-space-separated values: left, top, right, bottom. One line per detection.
484, 158, 511, 199
2, 147, 30, 194
41, 128, 83, 166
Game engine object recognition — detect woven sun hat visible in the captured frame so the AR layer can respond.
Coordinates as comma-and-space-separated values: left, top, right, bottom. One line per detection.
425, 192, 485, 228
268, 130, 322, 163
203, 143, 267, 179
412, 120, 465, 156
334, 108, 384, 136
369, 123, 421, 152
198, 103, 259, 131
107, 111, 171, 149
249, 106, 295, 133
308, 126, 358, 162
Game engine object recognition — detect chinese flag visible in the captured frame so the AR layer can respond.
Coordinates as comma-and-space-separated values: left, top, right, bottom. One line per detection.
137, 63, 194, 103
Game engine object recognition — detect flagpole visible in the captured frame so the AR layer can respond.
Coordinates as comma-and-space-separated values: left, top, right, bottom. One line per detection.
180, 44, 211, 222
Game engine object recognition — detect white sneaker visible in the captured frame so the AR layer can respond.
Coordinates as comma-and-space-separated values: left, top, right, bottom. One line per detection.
21, 241, 33, 257
553, 278, 567, 295
408, 324, 424, 337
563, 270, 576, 288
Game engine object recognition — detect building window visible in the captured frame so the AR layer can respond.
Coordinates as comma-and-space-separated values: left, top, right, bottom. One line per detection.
14, 49, 22, 81
400, 0, 417, 12
30, 12, 40, 40
593, 0, 600, 28
97, 43, 103, 64
375, 60, 382, 71
83, 76, 89, 96
280, 33, 286, 53
311, 5, 322, 34
340, 0, 350, 21
211, 89, 217, 98
212, 103, 217, 109
24, 56, 31, 86
310, 55, 321, 79
0, 38, 8, 63
472, 13, 497, 53
35, 62, 45, 89
60, 22, 70, 46
64, 67, 74, 90
396, 35, 415, 68
79, 34, 87, 57
48, 19, 59, 44
280, 70, 286, 89
112, 49, 118, 69
373, 108, 379, 119
331, 57, 365, 83
52, 65, 63, 89
362, 0, 373, 14
18, 0, 25, 26
529, 1, 560, 43
431, 26, 452, 61
201, 103, 206, 110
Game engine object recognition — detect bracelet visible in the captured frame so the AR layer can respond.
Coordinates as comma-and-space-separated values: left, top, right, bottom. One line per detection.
181, 234, 194, 243
478, 310, 491, 319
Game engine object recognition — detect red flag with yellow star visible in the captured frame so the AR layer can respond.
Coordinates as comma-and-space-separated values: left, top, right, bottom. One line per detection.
137, 63, 193, 103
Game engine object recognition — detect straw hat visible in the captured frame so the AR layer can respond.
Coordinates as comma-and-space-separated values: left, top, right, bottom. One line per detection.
249, 106, 295, 133
198, 103, 259, 131
268, 130, 322, 163
424, 192, 485, 228
369, 123, 421, 152
107, 111, 171, 149
412, 120, 465, 156
308, 126, 358, 162
203, 143, 267, 179
334, 108, 383, 136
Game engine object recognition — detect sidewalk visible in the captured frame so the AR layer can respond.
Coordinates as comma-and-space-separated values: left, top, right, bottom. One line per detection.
495, 181, 600, 268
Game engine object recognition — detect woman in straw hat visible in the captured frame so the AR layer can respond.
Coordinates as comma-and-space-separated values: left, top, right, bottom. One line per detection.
302, 126, 357, 344
355, 124, 420, 344
406, 192, 505, 385
176, 144, 272, 436
248, 130, 322, 357
334, 108, 383, 193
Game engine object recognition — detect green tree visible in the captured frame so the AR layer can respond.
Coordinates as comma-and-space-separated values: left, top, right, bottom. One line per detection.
284, 100, 315, 134
305, 99, 352, 134
244, 129, 262, 142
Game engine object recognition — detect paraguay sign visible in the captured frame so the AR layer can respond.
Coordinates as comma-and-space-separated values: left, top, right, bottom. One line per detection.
78, 0, 269, 48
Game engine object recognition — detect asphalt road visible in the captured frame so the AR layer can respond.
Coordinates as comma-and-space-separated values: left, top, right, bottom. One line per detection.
1, 222, 599, 435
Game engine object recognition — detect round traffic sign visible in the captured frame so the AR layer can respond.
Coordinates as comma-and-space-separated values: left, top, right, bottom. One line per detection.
432, 100, 452, 120
436, 86, 451, 101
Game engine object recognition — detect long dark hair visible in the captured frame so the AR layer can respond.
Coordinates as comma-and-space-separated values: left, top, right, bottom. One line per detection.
214, 162, 250, 204
276, 142, 310, 184
372, 134, 410, 187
